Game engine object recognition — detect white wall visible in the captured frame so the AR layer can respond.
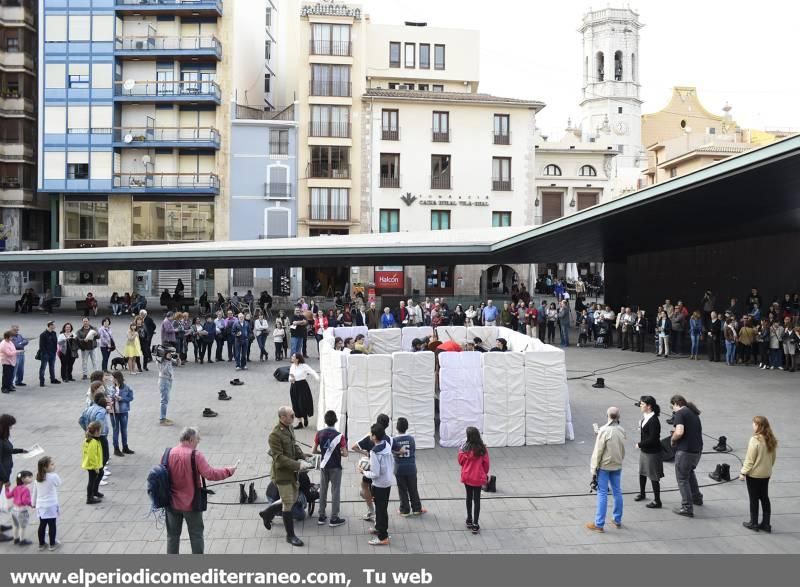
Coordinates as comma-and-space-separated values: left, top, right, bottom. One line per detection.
232, 0, 268, 107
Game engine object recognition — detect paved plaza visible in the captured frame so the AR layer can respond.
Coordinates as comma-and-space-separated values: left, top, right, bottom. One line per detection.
0, 309, 798, 555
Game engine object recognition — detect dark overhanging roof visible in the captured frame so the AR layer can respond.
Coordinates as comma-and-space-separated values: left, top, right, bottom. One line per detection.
2, 134, 800, 271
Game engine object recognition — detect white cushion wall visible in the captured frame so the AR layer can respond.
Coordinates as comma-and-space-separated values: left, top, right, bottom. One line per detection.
437, 326, 467, 345
367, 328, 402, 354
482, 352, 526, 447
401, 326, 433, 351
467, 326, 498, 348
438, 352, 484, 448
331, 326, 367, 342
346, 354, 393, 438
316, 340, 347, 431
392, 351, 435, 449
524, 348, 568, 445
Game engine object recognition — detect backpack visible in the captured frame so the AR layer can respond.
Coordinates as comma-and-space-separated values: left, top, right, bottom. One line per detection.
146, 448, 172, 513
78, 407, 91, 431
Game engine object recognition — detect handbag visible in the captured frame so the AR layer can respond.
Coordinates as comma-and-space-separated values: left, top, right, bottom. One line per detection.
0, 488, 11, 514
190, 449, 213, 512
109, 339, 116, 352
35, 349, 42, 361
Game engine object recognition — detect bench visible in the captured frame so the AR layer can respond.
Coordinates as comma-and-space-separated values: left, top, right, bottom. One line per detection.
161, 298, 196, 312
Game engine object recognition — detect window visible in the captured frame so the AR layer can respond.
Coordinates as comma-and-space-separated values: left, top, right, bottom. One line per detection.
631, 53, 636, 82
380, 153, 400, 188
310, 188, 349, 221
265, 40, 271, 60
389, 42, 401, 67
614, 50, 623, 81
492, 157, 511, 191
67, 152, 90, 180
266, 7, 272, 27
381, 109, 399, 140
43, 151, 65, 179
92, 15, 114, 42
67, 105, 89, 132
379, 209, 400, 233
6, 37, 19, 52
270, 130, 289, 155
65, 201, 109, 240
431, 154, 451, 189
669, 168, 677, 178
309, 146, 350, 178
596, 51, 604, 81
264, 73, 271, 93
44, 106, 66, 134
311, 105, 350, 137
45, 63, 66, 88
68, 15, 91, 41
494, 114, 510, 144
404, 43, 415, 68
434, 44, 445, 70
90, 152, 112, 180
132, 202, 215, 241
432, 111, 449, 142
617, 107, 623, 114
431, 210, 451, 230
45, 16, 67, 42
68, 63, 90, 88
420, 44, 430, 69
91, 63, 112, 88
543, 164, 562, 176
578, 165, 597, 177
432, 84, 444, 92
310, 64, 351, 96
492, 211, 512, 227
418, 84, 429, 91
311, 24, 351, 56
426, 265, 453, 293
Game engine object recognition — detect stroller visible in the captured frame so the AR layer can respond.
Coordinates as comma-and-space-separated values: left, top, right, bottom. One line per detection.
595, 320, 609, 348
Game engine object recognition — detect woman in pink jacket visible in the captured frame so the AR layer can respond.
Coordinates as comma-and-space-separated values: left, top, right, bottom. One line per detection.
457, 427, 490, 535
1, 330, 18, 393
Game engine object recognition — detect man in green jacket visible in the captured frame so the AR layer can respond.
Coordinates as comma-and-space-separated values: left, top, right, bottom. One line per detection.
259, 406, 312, 546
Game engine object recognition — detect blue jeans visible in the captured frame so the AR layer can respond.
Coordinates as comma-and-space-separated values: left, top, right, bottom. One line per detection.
234, 338, 248, 369
290, 336, 303, 356
725, 340, 736, 365
595, 469, 623, 528
113, 412, 129, 449
559, 322, 570, 346
769, 348, 782, 368
256, 334, 268, 358
13, 353, 24, 384
159, 378, 171, 420
690, 333, 700, 356
101, 347, 111, 371
38, 353, 57, 384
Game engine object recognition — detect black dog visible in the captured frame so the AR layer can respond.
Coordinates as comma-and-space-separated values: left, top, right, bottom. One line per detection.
110, 357, 128, 370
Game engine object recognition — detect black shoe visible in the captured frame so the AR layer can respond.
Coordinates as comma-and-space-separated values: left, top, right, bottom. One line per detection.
122, 447, 135, 455
82, 375, 88, 380
218, 390, 232, 401
0, 525, 11, 532
673, 507, 694, 518
1, 389, 9, 394
259, 503, 282, 530
329, 516, 346, 527
646, 501, 662, 509
709, 464, 723, 482
86, 497, 101, 505
634, 494, 646, 502
203, 408, 218, 418
51, 379, 61, 384
40, 383, 45, 388
230, 379, 244, 386
693, 498, 704, 506
293, 422, 304, 430
114, 449, 124, 457
484, 475, 497, 493
15, 383, 26, 387
247, 482, 257, 504
94, 492, 104, 499
239, 484, 248, 504
0, 533, 12, 542
758, 523, 772, 533
283, 512, 304, 547
742, 521, 759, 531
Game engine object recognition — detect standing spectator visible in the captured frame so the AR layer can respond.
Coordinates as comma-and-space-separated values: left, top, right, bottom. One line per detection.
57, 323, 78, 383
82, 422, 104, 505
689, 311, 703, 360
11, 325, 27, 388
586, 407, 626, 532
366, 302, 380, 330
158, 346, 175, 427
452, 304, 466, 327
289, 309, 307, 357
782, 317, 796, 371
1, 331, 17, 393
98, 318, 114, 372
0, 414, 28, 542
557, 301, 571, 347
172, 312, 186, 366
288, 353, 317, 430
76, 318, 98, 380
603, 306, 616, 347
123, 323, 141, 375
232, 313, 250, 371
671, 306, 685, 355
313, 410, 347, 528
34, 456, 61, 551
260, 407, 312, 547
577, 309, 590, 347
633, 309, 648, 353
166, 427, 236, 554
482, 300, 498, 327
465, 305, 478, 328
737, 317, 756, 366
724, 316, 738, 366
200, 315, 215, 364
213, 310, 226, 362
706, 311, 722, 362
739, 416, 777, 533
4, 469, 34, 545
458, 426, 490, 535
656, 310, 671, 358
545, 303, 558, 344
702, 290, 716, 323
768, 320, 784, 370
359, 423, 394, 546
526, 303, 538, 338
160, 312, 176, 352
81, 391, 110, 492
273, 313, 286, 361
381, 307, 396, 329
634, 396, 663, 509
139, 310, 156, 371
394, 417, 426, 517
537, 301, 547, 341
313, 311, 328, 356
620, 307, 634, 350
669, 395, 703, 518
254, 310, 270, 362
111, 371, 134, 456
37, 321, 60, 387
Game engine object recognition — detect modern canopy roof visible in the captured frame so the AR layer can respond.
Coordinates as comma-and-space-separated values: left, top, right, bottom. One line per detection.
2, 134, 799, 272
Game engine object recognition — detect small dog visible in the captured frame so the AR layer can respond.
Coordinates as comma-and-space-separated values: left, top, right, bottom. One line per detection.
110, 357, 128, 370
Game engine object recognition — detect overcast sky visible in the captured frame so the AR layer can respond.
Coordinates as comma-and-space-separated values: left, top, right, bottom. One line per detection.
364, 0, 800, 138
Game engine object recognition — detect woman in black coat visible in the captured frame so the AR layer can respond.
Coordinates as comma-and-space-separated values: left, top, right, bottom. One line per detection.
0, 414, 28, 542
634, 396, 663, 508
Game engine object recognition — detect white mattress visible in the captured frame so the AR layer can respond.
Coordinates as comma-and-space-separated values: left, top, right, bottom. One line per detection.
524, 348, 567, 445
437, 326, 467, 345
367, 328, 402, 354
482, 351, 526, 447
392, 351, 435, 449
438, 352, 484, 448
401, 326, 434, 351
346, 354, 393, 439
332, 326, 368, 343
467, 326, 498, 348
316, 341, 347, 431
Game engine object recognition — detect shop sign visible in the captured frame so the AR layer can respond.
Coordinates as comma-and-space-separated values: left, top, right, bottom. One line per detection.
375, 270, 404, 290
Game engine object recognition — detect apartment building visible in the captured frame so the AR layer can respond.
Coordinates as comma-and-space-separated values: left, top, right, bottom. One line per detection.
1, 0, 47, 294
37, 0, 268, 298
362, 22, 544, 299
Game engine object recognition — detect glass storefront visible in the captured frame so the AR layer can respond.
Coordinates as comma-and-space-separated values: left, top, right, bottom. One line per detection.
132, 201, 215, 242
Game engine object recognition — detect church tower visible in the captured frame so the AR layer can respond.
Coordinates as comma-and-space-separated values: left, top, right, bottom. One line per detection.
579, 7, 644, 176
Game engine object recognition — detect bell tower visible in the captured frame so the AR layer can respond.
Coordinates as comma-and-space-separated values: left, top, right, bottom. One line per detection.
579, 7, 644, 176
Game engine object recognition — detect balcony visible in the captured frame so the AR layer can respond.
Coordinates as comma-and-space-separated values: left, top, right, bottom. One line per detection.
430, 175, 451, 190
112, 172, 220, 194
309, 204, 350, 222
0, 51, 34, 72
381, 128, 399, 141
0, 5, 36, 28
432, 128, 450, 143
309, 121, 351, 138
115, 36, 222, 60
114, 80, 221, 104
493, 131, 511, 145
264, 182, 293, 200
114, 0, 223, 17
112, 126, 220, 149
269, 140, 289, 156
491, 178, 513, 192
0, 96, 34, 117
307, 162, 351, 180
309, 80, 352, 98
380, 175, 400, 189
309, 40, 353, 57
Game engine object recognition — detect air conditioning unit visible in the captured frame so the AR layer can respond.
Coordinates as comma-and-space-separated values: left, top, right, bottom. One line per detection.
135, 41, 145, 50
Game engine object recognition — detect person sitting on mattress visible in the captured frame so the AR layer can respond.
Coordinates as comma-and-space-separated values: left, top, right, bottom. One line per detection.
472, 337, 488, 352
352, 334, 371, 355
490, 338, 508, 352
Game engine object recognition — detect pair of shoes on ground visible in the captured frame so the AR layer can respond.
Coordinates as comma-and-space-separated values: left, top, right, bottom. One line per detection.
239, 483, 257, 504
317, 515, 346, 527
585, 521, 622, 532
465, 520, 481, 534
397, 508, 428, 517
203, 408, 218, 417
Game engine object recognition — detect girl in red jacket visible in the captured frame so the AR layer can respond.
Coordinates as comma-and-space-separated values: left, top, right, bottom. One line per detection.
458, 427, 490, 534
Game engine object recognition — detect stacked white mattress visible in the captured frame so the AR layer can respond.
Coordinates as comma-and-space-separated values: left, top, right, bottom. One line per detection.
438, 352, 484, 448
524, 346, 568, 445
401, 326, 434, 351
316, 340, 347, 431
482, 351, 526, 447
346, 354, 393, 438
392, 351, 435, 448
331, 326, 368, 342
467, 326, 498, 349
367, 328, 402, 355
437, 326, 467, 345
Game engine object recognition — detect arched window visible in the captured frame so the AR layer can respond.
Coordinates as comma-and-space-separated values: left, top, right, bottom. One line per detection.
614, 50, 623, 81
578, 165, 597, 177
595, 52, 604, 82
631, 53, 636, 82
543, 164, 562, 176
